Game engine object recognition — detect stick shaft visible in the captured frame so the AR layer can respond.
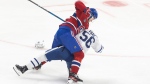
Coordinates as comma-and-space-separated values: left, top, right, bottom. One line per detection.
28, 0, 65, 22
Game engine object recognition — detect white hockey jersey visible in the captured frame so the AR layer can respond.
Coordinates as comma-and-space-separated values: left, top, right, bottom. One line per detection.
75, 29, 103, 53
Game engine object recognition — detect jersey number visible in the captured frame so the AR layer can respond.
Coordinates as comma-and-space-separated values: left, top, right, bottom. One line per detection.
79, 31, 95, 48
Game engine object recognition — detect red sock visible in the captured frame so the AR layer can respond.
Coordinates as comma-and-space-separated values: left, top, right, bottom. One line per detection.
71, 51, 84, 74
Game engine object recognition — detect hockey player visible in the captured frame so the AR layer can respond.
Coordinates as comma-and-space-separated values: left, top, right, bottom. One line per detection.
14, 0, 102, 84
51, 1, 99, 83
14, 29, 104, 84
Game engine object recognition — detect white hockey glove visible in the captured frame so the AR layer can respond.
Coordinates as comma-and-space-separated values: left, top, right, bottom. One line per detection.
35, 40, 45, 48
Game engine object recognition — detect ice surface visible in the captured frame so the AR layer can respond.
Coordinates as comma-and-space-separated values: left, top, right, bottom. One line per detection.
0, 0, 150, 84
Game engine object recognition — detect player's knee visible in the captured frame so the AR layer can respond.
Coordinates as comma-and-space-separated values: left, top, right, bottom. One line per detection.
73, 50, 84, 62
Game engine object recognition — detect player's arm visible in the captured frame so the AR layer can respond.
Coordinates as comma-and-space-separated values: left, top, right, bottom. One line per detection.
91, 31, 104, 53
75, 1, 89, 13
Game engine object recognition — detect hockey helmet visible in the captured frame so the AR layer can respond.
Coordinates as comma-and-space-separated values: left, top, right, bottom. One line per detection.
90, 8, 98, 19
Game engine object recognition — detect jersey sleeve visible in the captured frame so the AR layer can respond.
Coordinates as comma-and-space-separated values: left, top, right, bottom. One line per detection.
75, 1, 86, 12
74, 1, 90, 29
91, 33, 104, 53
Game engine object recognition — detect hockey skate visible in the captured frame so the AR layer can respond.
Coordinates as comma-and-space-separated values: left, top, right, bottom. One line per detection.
13, 64, 28, 76
67, 72, 83, 84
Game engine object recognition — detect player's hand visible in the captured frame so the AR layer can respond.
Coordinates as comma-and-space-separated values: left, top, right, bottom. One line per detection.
83, 7, 90, 14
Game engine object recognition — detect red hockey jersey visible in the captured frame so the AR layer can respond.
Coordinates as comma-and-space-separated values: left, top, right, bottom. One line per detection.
60, 1, 91, 35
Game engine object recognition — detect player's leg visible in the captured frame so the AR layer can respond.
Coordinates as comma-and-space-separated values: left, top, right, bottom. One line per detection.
13, 52, 47, 76
13, 46, 73, 75
57, 29, 84, 83
34, 46, 74, 70
45, 46, 73, 61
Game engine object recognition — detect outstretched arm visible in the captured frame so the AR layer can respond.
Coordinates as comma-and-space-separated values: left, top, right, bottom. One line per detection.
75, 1, 86, 12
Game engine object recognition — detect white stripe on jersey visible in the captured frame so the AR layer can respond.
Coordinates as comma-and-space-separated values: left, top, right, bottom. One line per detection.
45, 46, 63, 54
66, 21, 77, 33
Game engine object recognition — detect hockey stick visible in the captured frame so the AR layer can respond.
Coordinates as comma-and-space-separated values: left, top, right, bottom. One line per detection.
28, 0, 65, 22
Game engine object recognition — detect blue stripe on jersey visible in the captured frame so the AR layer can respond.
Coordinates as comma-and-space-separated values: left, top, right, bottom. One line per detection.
77, 20, 81, 27
73, 13, 76, 17
72, 13, 81, 27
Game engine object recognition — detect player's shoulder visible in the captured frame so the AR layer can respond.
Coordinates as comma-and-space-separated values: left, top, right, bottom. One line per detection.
84, 29, 96, 37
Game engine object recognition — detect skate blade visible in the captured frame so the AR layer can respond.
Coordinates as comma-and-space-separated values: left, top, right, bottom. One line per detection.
13, 66, 22, 76
76, 81, 83, 84
67, 82, 83, 84
67, 81, 83, 84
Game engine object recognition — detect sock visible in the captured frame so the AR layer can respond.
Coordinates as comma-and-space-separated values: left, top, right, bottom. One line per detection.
71, 51, 84, 74
26, 54, 47, 70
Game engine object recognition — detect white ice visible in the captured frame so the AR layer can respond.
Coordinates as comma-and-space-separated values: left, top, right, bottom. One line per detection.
0, 0, 150, 84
